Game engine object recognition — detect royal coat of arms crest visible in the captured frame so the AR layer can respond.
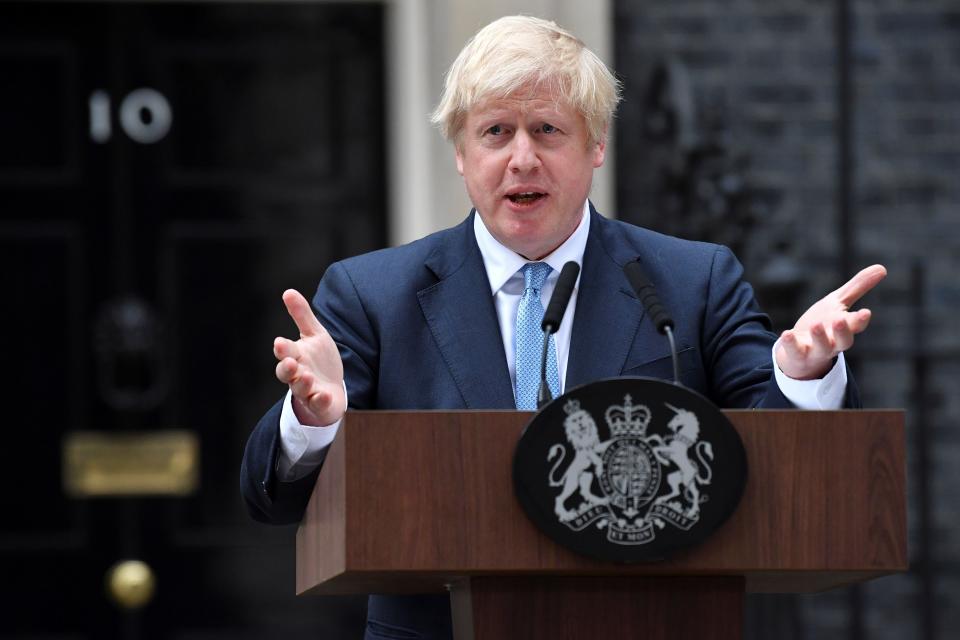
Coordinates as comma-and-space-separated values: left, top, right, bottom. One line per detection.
546, 394, 714, 545
513, 377, 746, 562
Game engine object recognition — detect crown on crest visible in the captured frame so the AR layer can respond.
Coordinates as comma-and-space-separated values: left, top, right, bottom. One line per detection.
563, 398, 583, 416
604, 394, 651, 437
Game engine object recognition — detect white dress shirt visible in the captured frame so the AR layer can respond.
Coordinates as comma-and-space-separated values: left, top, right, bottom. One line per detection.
276, 202, 846, 480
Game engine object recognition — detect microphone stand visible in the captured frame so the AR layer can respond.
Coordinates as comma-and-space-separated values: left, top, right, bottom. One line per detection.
538, 331, 553, 407
537, 261, 581, 409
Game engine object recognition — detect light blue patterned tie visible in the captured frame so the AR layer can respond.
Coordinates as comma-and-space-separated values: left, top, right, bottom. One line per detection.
515, 262, 560, 410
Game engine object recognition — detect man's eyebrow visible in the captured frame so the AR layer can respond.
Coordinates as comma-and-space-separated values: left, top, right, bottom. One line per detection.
471, 103, 571, 125
474, 107, 514, 120
524, 104, 572, 118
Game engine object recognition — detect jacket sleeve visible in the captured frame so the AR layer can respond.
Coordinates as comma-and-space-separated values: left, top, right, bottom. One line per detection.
239, 260, 379, 525
700, 246, 861, 409
239, 399, 325, 524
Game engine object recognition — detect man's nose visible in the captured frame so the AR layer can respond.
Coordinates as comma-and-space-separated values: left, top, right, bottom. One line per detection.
507, 131, 541, 173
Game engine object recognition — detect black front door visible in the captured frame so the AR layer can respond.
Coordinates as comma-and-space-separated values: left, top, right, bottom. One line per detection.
1, 2, 384, 637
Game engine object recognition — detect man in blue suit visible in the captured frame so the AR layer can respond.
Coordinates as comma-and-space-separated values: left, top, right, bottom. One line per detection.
241, 15, 885, 640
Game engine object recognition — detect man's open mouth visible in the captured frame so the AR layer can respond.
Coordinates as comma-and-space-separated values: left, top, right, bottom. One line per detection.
506, 192, 546, 205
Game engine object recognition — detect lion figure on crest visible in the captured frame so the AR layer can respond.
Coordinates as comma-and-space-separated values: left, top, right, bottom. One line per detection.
548, 401, 611, 521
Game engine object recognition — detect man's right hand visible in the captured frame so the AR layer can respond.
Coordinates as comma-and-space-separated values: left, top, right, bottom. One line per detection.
273, 289, 346, 426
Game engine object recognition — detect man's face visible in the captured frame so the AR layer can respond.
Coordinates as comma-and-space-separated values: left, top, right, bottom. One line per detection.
455, 89, 606, 260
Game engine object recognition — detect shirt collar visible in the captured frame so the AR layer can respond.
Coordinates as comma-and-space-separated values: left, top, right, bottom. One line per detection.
474, 200, 590, 295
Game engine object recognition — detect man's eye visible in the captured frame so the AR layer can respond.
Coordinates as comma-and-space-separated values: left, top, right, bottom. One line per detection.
541, 123, 558, 134
487, 125, 504, 135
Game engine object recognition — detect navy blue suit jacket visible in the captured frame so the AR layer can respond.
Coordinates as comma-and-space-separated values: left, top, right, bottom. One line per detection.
241, 208, 858, 639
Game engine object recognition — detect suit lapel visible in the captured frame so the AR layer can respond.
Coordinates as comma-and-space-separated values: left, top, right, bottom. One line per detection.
417, 214, 515, 409
566, 211, 654, 388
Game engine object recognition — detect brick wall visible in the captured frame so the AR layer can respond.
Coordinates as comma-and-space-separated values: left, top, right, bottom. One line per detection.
614, 1, 960, 639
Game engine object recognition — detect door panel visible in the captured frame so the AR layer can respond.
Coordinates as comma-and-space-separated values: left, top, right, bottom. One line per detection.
0, 2, 383, 637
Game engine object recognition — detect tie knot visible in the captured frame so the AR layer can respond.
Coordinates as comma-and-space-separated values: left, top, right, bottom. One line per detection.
522, 262, 552, 292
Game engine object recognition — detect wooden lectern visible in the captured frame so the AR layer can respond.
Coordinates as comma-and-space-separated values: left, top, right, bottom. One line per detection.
296, 410, 906, 640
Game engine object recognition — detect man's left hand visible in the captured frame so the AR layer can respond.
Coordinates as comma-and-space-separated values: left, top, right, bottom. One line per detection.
776, 264, 887, 380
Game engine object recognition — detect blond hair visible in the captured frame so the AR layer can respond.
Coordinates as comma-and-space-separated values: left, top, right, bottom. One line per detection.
430, 15, 621, 145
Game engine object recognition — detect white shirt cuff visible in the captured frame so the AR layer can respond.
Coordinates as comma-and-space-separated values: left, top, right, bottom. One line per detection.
277, 388, 343, 482
772, 340, 848, 410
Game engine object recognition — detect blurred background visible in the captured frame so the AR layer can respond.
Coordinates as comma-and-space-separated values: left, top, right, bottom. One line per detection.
1, 0, 956, 638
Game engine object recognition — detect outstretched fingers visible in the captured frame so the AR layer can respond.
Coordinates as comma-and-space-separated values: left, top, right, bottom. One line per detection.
276, 358, 324, 400
779, 330, 807, 360
273, 336, 301, 361
848, 308, 872, 333
835, 264, 887, 307
286, 367, 315, 401
272, 288, 346, 426
286, 368, 334, 415
780, 268, 885, 380
832, 318, 854, 352
275, 356, 300, 385
282, 289, 324, 338
809, 322, 836, 358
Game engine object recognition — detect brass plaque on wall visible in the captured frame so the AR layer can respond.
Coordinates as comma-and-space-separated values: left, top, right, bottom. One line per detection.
63, 431, 199, 497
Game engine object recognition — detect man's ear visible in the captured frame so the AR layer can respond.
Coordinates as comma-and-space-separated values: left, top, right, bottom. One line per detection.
455, 145, 465, 176
592, 133, 607, 169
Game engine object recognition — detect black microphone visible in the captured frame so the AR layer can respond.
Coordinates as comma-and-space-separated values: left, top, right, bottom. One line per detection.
542, 261, 580, 332
537, 261, 580, 408
623, 260, 674, 334
623, 261, 681, 384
